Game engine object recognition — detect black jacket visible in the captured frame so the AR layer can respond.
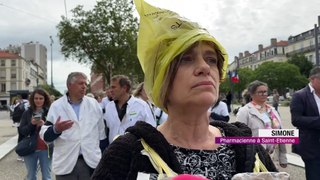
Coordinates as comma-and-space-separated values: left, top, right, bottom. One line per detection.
290, 86, 320, 159
92, 121, 276, 180
19, 108, 53, 154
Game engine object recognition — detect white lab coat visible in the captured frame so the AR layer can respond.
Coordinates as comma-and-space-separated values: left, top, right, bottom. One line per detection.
40, 94, 106, 175
105, 96, 156, 143
211, 101, 229, 117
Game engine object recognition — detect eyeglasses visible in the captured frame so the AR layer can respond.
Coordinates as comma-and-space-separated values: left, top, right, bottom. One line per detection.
256, 91, 268, 96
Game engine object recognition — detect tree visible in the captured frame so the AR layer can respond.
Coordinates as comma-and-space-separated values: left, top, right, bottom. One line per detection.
57, 0, 143, 85
254, 62, 308, 94
38, 84, 62, 97
288, 53, 314, 78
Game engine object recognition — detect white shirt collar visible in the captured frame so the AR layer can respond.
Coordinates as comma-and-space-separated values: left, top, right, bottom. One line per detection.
309, 83, 315, 93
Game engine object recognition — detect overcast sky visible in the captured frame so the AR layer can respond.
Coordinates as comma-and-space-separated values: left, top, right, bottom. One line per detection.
1, 0, 320, 93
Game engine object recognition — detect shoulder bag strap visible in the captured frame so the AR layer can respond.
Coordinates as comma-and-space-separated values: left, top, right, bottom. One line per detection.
141, 138, 178, 178
254, 153, 268, 172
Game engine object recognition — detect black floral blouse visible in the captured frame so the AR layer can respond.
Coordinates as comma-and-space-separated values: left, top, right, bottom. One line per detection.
171, 130, 236, 180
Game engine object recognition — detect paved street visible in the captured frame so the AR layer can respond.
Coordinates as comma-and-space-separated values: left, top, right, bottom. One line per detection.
0, 106, 306, 180
0, 111, 55, 180
0, 111, 16, 145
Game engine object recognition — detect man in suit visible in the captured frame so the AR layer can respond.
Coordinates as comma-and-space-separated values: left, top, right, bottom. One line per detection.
290, 66, 320, 180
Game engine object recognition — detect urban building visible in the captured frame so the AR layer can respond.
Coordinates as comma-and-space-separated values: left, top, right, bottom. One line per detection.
286, 27, 320, 65
0, 42, 48, 106
234, 38, 288, 71
0, 51, 30, 106
20, 42, 48, 80
90, 72, 106, 95
230, 16, 320, 72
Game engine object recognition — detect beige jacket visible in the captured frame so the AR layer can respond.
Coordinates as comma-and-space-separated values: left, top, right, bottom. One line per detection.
236, 103, 287, 165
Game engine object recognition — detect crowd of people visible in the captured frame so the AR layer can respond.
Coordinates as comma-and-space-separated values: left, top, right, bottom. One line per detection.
7, 0, 319, 180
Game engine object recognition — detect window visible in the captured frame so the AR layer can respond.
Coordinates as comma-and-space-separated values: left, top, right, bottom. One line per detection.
0, 60, 5, 66
1, 83, 6, 92
0, 71, 5, 79
11, 60, 16, 66
11, 69, 16, 79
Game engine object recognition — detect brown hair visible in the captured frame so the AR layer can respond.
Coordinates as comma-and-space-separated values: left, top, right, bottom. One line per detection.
28, 88, 51, 111
111, 75, 132, 93
247, 80, 268, 96
133, 82, 144, 98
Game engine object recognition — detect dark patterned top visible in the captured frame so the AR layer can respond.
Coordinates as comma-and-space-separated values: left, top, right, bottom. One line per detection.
171, 131, 236, 180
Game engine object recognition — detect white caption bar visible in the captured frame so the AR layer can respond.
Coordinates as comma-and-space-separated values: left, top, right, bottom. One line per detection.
258, 129, 299, 137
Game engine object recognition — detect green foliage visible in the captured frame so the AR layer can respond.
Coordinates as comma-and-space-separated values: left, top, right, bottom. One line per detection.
288, 53, 314, 77
38, 84, 62, 97
254, 62, 308, 94
219, 79, 230, 93
57, 0, 143, 85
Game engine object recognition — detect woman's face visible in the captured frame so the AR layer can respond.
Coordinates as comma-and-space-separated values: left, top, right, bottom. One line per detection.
34, 93, 45, 108
251, 85, 268, 103
168, 43, 220, 109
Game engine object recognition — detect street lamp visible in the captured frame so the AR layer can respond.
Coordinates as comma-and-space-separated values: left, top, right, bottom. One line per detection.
107, 62, 113, 85
49, 36, 54, 88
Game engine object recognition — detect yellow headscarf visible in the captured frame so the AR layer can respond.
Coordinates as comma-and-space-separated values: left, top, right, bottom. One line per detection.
134, 0, 228, 112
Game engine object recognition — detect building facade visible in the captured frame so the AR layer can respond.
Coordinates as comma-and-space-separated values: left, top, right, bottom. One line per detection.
90, 72, 105, 95
286, 27, 320, 65
21, 42, 47, 81
236, 38, 288, 70
0, 51, 30, 106
0, 42, 48, 106
231, 16, 320, 72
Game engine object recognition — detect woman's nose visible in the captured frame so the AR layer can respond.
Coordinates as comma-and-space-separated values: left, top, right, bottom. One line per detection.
194, 57, 210, 76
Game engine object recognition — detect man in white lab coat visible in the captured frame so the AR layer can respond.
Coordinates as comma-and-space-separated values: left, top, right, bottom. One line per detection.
104, 75, 156, 144
40, 72, 106, 180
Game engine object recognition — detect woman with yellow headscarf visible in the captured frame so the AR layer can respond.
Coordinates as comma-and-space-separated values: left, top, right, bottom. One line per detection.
92, 0, 277, 179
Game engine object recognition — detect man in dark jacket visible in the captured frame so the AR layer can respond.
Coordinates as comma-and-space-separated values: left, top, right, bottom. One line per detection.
290, 66, 320, 180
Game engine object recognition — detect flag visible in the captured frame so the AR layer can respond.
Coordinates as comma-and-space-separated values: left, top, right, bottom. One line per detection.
231, 70, 240, 83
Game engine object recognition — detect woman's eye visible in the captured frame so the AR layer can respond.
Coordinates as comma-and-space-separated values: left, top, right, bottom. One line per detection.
205, 56, 218, 65
181, 55, 193, 62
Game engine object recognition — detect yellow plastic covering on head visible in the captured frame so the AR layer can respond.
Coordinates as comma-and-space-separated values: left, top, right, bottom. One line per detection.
134, 0, 228, 112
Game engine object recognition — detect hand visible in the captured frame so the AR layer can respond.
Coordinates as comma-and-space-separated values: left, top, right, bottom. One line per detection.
36, 120, 45, 127
54, 116, 74, 133
280, 163, 287, 168
31, 118, 44, 126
